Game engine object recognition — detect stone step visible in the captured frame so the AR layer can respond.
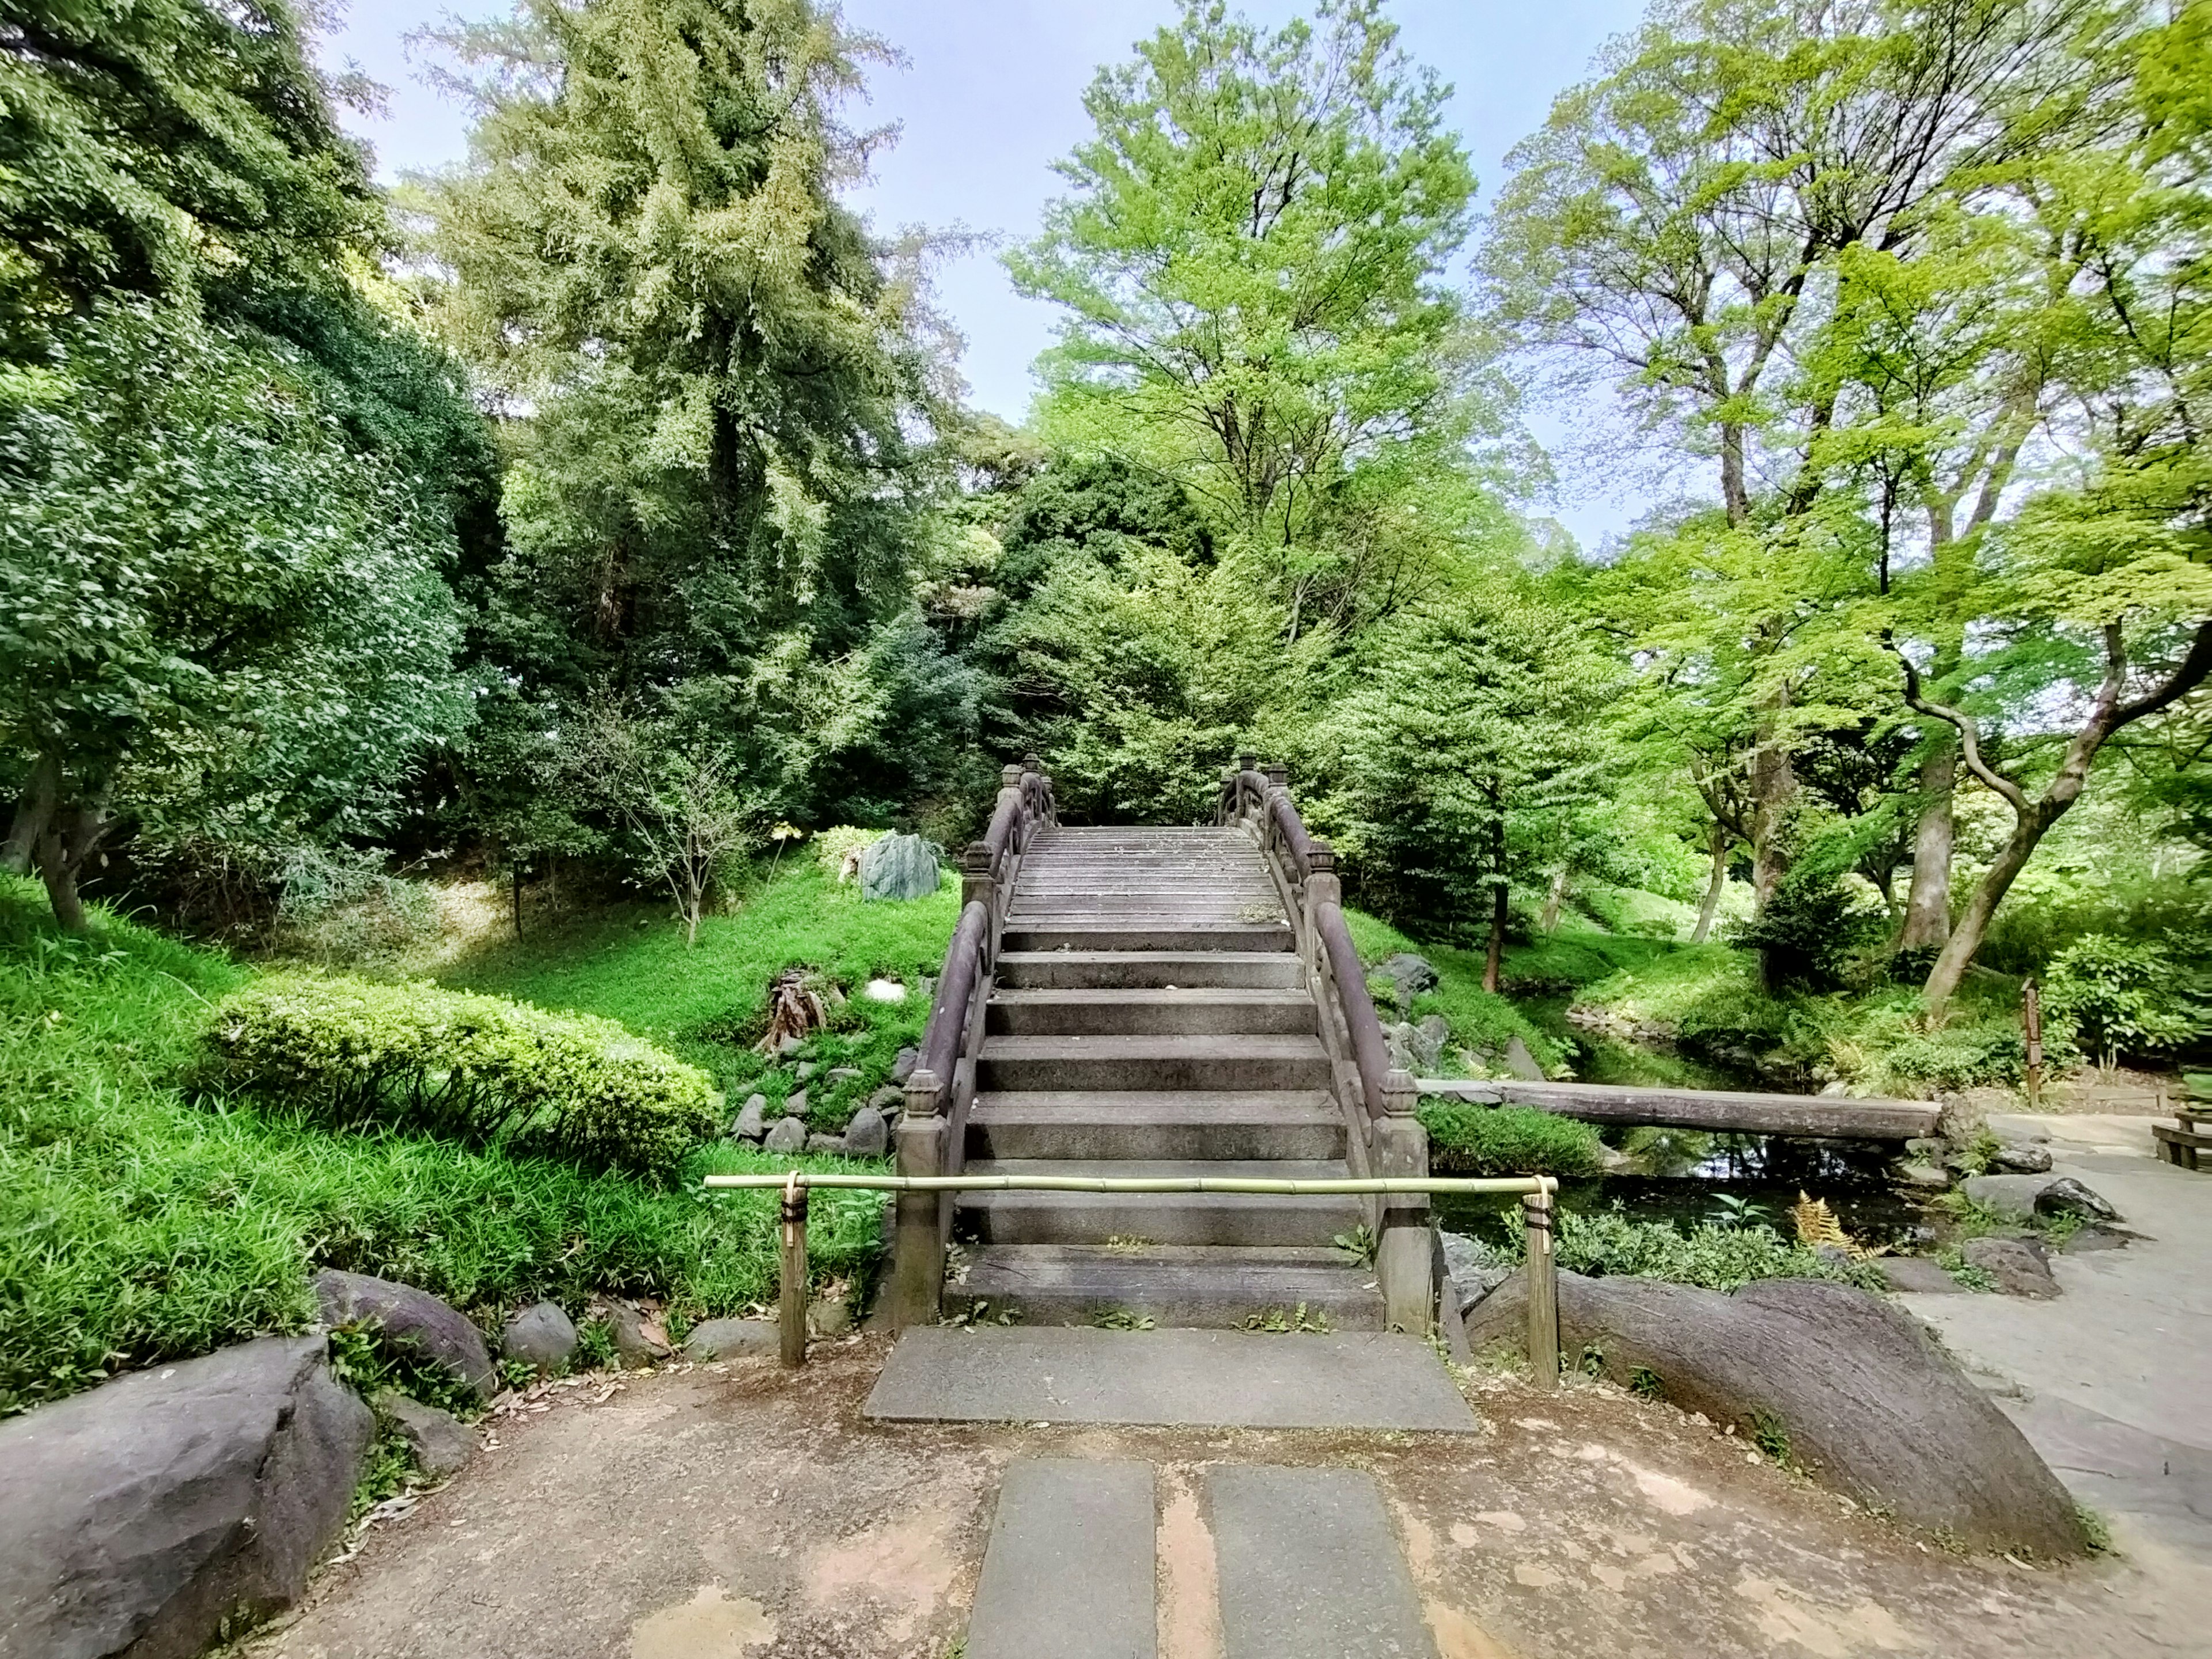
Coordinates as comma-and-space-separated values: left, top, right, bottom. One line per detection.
1002, 923, 1296, 954
950, 1244, 1382, 1329
954, 1159, 1360, 1247
964, 1459, 1157, 1659
976, 1033, 1330, 1093
988, 990, 1316, 1040
864, 1328, 1480, 1431
1207, 1465, 1439, 1659
967, 1091, 1344, 1161
996, 951, 1305, 991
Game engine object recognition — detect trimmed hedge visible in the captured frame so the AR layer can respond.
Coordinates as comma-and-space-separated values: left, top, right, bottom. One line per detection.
200, 975, 719, 1171
1418, 1102, 1604, 1176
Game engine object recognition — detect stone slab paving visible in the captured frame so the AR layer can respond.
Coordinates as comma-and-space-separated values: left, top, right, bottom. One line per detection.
964, 1459, 1156, 1659
1903, 1124, 2212, 1562
1207, 1464, 1437, 1658
863, 1327, 1478, 1431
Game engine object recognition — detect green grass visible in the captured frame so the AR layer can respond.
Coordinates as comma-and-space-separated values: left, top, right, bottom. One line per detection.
1418, 1103, 1603, 1176
0, 874, 903, 1418
441, 863, 959, 1130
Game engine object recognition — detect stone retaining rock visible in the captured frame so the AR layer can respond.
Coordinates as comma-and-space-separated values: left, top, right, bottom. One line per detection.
501, 1301, 578, 1372
315, 1269, 496, 1400
1463, 1271, 2087, 1556
681, 1319, 779, 1361
763, 1116, 806, 1154
0, 1336, 370, 1658
1876, 1256, 1960, 1294
373, 1391, 474, 1479
842, 1104, 889, 1157
1963, 1236, 2059, 1298
731, 1094, 767, 1141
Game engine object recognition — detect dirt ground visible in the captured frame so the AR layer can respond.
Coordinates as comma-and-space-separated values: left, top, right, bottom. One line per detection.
246, 1338, 2212, 1659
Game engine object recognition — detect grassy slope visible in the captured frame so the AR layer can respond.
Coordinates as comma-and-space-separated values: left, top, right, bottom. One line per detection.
0, 868, 939, 1418
442, 863, 959, 1130
1340, 908, 1570, 1074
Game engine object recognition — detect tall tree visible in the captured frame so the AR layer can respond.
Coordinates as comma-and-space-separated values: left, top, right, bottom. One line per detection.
1482, 0, 2130, 916
1006, 0, 1505, 641
0, 0, 380, 354
1884, 2, 2212, 1012
422, 0, 979, 847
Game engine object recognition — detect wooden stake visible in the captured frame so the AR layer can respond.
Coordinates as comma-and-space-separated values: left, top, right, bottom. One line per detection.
1524, 1188, 1559, 1392
779, 1175, 809, 1368
2023, 978, 2044, 1112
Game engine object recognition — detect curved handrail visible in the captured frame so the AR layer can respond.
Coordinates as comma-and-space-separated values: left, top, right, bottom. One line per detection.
1217, 757, 1392, 1122
1315, 899, 1391, 1120
918, 900, 990, 1090
907, 759, 1057, 1118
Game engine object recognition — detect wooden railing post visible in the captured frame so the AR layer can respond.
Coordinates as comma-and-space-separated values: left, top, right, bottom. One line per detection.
779, 1175, 809, 1367
885, 1069, 946, 1329
1373, 1068, 1432, 1334
1523, 1186, 1560, 1390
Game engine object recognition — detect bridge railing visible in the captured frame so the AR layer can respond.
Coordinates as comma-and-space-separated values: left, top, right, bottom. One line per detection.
707, 1169, 1562, 1382
884, 756, 1058, 1330
1216, 755, 1433, 1333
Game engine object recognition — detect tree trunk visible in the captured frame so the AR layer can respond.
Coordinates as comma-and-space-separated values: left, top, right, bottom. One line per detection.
1483, 800, 1508, 994
1484, 877, 1508, 994
512, 865, 524, 938
1691, 821, 1729, 945
3, 753, 59, 877
1748, 686, 1797, 929
1922, 804, 2058, 1014
1540, 864, 1569, 934
35, 800, 104, 932
1897, 741, 1956, 953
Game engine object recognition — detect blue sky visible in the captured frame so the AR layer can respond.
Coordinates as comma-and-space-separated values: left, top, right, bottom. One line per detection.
320, 0, 1652, 548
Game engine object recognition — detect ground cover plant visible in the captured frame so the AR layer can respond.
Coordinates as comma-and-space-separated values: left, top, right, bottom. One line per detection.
0, 878, 885, 1418
1418, 1103, 1603, 1176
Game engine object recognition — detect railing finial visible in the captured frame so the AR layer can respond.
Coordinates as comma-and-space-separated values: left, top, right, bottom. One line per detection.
1383, 1068, 1418, 1117
1309, 838, 1335, 873
1001, 763, 1023, 789
1264, 762, 1288, 789
1022, 752, 1041, 775
1238, 751, 1257, 774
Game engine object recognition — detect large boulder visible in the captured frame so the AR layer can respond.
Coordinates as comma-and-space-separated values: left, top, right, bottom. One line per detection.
314, 1269, 495, 1400
858, 833, 940, 902
0, 1336, 371, 1658
681, 1319, 779, 1361
1463, 1271, 2088, 1556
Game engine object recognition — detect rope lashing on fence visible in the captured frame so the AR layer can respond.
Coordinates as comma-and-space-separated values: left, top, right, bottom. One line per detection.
702, 1171, 1563, 1384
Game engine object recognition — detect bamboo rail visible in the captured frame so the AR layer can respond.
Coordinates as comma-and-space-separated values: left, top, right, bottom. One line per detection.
704, 1171, 1561, 1384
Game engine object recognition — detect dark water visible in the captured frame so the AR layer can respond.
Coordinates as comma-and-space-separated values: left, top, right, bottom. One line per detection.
1434, 1131, 1933, 1251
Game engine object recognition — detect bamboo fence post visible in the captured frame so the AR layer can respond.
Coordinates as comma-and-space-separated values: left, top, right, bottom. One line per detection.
779, 1173, 809, 1368
1523, 1186, 1559, 1392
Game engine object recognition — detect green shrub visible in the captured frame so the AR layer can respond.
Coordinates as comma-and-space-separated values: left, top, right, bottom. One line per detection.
1877, 1024, 2028, 1092
200, 975, 719, 1171
2041, 934, 2209, 1068
1417, 1104, 1603, 1176
1491, 1205, 1887, 1293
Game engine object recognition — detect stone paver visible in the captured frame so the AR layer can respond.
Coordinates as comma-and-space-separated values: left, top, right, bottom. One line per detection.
1207, 1464, 1435, 1658
965, 1459, 1155, 1659
863, 1326, 1478, 1431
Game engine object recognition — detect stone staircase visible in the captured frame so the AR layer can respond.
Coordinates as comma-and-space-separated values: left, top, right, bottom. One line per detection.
946, 826, 1384, 1330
